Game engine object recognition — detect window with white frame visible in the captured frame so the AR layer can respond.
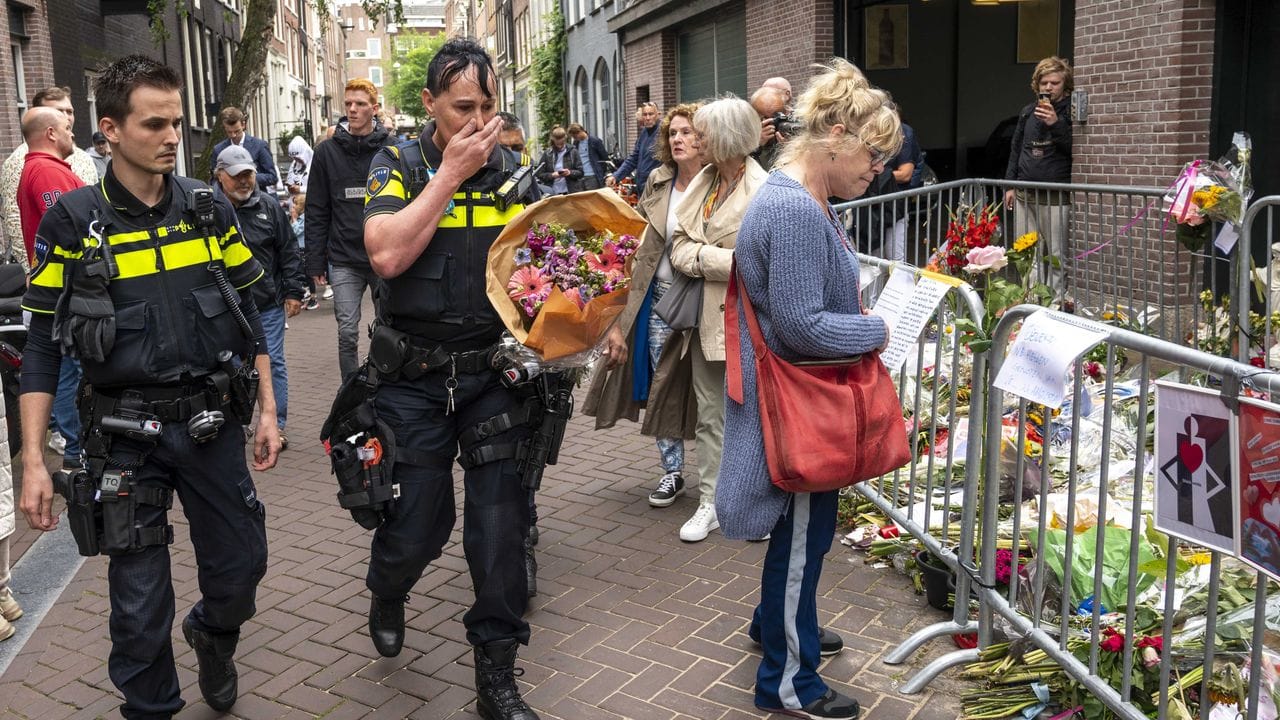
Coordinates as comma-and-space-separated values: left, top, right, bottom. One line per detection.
593, 58, 610, 145
84, 70, 99, 130
366, 37, 381, 58
369, 66, 382, 86
10, 40, 24, 111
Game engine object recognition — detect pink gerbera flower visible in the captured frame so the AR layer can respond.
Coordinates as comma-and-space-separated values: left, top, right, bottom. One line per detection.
508, 266, 550, 301
586, 245, 624, 275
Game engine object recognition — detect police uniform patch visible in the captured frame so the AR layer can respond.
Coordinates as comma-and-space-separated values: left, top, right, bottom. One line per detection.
31, 235, 51, 276
367, 166, 391, 197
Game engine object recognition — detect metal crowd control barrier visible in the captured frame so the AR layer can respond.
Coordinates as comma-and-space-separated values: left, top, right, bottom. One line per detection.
843, 252, 991, 693
1236, 195, 1280, 363
976, 304, 1280, 720
840, 178, 1209, 345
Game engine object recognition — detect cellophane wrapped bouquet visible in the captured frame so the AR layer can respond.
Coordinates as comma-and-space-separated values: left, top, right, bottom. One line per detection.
486, 189, 648, 366
1166, 132, 1252, 252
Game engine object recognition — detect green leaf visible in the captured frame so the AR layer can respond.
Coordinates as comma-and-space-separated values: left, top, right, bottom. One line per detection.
967, 339, 992, 353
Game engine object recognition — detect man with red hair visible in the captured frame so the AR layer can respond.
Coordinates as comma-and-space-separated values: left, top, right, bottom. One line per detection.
305, 78, 393, 379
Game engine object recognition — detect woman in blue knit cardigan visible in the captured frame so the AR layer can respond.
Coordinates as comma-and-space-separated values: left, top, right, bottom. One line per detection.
719, 59, 902, 720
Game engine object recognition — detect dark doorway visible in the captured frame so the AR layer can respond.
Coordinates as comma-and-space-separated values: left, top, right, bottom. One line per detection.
835, 0, 1074, 181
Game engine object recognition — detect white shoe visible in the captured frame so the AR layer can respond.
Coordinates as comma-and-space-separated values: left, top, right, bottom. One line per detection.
680, 502, 719, 542
47, 431, 66, 454
322, 286, 334, 299
0, 587, 22, 622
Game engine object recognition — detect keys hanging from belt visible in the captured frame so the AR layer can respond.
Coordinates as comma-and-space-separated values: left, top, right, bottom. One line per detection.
444, 355, 458, 415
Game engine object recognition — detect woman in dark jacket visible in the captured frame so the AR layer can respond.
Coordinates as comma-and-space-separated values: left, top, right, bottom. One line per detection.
535, 126, 583, 195
583, 103, 706, 504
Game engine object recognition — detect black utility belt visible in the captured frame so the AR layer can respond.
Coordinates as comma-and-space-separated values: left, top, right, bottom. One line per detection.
90, 384, 219, 423
369, 324, 495, 380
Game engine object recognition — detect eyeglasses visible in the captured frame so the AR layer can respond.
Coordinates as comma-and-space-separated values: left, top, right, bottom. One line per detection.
860, 137, 890, 166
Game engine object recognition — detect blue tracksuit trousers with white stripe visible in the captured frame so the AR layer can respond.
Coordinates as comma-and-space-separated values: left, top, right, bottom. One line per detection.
752, 490, 839, 710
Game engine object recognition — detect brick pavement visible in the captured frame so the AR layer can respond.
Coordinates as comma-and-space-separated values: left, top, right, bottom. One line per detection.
0, 300, 965, 719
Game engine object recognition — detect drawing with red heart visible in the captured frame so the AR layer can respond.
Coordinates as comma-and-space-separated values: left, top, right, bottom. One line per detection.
1178, 439, 1204, 473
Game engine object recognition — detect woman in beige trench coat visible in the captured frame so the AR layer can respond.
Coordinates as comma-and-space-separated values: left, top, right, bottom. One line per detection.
665, 98, 769, 543
584, 103, 706, 505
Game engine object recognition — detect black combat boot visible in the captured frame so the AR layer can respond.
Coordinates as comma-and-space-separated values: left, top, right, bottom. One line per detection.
182, 616, 239, 712
474, 639, 540, 720
524, 534, 537, 599
368, 595, 406, 657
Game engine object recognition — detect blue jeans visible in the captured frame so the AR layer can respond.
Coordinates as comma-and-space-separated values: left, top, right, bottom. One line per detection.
329, 264, 382, 381
259, 305, 287, 429
52, 356, 82, 461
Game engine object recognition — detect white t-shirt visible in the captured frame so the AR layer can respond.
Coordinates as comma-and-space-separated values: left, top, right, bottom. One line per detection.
654, 185, 686, 283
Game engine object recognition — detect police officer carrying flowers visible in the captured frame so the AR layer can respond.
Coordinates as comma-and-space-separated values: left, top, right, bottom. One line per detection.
358, 39, 543, 720
18, 55, 279, 719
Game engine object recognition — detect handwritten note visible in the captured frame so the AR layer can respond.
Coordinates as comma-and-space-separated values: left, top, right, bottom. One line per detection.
993, 311, 1109, 409
869, 269, 953, 372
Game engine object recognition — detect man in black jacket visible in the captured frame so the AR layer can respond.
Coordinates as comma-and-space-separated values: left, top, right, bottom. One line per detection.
567, 123, 607, 190
1004, 56, 1073, 294
305, 78, 393, 379
216, 145, 307, 447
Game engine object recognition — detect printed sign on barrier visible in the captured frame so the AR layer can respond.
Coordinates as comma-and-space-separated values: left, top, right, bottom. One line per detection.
1234, 396, 1280, 580
1154, 380, 1237, 554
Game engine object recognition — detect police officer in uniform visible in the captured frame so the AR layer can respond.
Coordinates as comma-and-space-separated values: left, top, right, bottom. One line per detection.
18, 55, 279, 719
360, 39, 545, 720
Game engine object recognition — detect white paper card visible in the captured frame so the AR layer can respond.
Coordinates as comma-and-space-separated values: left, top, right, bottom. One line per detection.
992, 311, 1108, 409
869, 270, 951, 372
1214, 223, 1239, 255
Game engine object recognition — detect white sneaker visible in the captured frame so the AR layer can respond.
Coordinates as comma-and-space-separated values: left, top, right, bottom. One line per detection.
47, 431, 66, 454
0, 587, 22, 622
322, 286, 334, 299
680, 502, 719, 542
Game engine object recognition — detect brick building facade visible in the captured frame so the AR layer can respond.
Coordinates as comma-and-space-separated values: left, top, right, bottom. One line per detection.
0, 0, 58, 158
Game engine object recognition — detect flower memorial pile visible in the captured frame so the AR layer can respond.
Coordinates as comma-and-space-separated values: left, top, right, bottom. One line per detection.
507, 223, 639, 318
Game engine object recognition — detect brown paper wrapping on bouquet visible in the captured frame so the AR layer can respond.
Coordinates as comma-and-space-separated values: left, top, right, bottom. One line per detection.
486, 189, 649, 361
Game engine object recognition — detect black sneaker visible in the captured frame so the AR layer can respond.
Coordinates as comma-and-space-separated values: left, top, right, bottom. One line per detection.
757, 688, 860, 719
647, 472, 685, 507
748, 626, 844, 657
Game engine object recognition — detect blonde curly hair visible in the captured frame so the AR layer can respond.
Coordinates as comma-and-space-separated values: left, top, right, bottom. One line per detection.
778, 58, 903, 167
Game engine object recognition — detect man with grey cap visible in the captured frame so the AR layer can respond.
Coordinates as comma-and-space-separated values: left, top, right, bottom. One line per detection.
215, 145, 306, 448
86, 131, 111, 179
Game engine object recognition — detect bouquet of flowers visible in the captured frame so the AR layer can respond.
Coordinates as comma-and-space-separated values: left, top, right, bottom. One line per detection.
1166, 132, 1252, 252
929, 201, 1002, 274
927, 205, 1055, 353
486, 189, 648, 364
507, 223, 640, 318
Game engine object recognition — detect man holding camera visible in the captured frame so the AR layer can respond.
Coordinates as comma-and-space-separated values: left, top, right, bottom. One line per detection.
358, 38, 548, 720
19, 55, 279, 719
750, 85, 793, 171
1004, 56, 1074, 294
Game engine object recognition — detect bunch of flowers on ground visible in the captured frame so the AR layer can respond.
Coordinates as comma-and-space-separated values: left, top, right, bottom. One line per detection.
507, 222, 640, 319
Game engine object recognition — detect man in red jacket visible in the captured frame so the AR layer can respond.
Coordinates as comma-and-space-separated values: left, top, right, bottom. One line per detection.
18, 106, 83, 265
17, 105, 85, 471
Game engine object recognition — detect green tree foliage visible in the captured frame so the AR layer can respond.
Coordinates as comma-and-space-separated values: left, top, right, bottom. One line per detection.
193, 0, 278, 176
386, 33, 448, 123
531, 6, 567, 146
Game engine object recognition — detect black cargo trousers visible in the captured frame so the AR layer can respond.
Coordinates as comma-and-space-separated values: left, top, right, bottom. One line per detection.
367, 367, 533, 647
103, 421, 267, 719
